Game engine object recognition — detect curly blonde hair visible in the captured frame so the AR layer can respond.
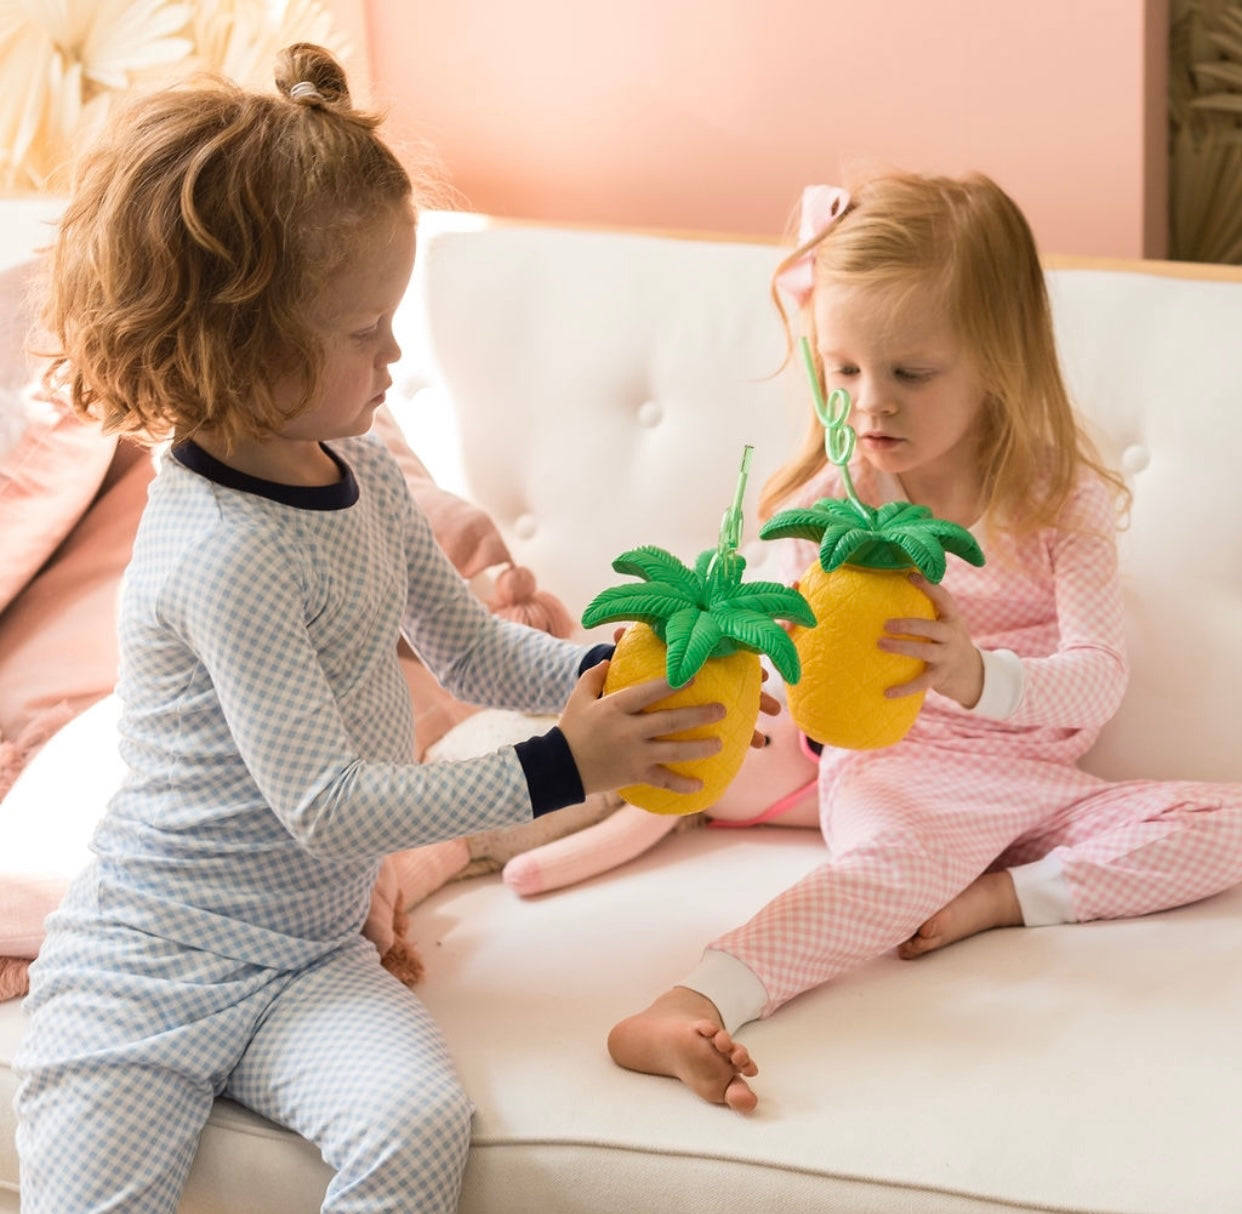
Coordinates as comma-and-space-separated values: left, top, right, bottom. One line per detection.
762, 170, 1128, 533
43, 43, 421, 448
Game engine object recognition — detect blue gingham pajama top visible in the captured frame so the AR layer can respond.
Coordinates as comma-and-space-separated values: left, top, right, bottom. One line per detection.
100, 433, 589, 968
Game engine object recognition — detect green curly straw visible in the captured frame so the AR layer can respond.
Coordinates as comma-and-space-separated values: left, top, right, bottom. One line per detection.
799, 336, 868, 524
709, 444, 753, 582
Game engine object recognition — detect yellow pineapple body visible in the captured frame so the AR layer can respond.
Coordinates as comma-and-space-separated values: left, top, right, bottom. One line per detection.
604, 622, 762, 815
789, 562, 933, 749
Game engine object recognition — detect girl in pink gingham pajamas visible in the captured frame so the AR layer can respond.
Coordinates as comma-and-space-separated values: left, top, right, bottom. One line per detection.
608, 169, 1242, 1112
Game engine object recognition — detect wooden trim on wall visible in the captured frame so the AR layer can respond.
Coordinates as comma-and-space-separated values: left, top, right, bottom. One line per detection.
427, 212, 1242, 283
1042, 253, 1242, 282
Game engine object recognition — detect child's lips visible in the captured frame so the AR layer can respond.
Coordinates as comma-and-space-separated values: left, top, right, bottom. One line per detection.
859, 431, 901, 447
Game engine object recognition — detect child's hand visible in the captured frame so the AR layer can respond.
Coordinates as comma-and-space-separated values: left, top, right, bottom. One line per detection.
559, 661, 726, 795
878, 574, 985, 709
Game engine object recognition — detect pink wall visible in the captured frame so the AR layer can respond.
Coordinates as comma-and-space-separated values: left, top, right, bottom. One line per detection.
355, 0, 1168, 258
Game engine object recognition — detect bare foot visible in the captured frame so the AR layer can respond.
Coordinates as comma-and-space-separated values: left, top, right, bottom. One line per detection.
898, 871, 1023, 959
607, 986, 759, 1112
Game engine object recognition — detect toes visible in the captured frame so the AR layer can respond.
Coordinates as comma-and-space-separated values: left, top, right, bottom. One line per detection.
723, 1075, 758, 1114
699, 1024, 736, 1056
898, 931, 939, 959
897, 914, 944, 958
693, 1022, 759, 1076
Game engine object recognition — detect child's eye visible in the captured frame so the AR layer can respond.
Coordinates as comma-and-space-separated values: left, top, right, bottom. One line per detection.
830, 365, 858, 377
894, 368, 932, 383
352, 323, 381, 341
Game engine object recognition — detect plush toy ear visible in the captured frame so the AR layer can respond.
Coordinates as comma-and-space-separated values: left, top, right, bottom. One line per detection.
503, 804, 681, 896
489, 563, 575, 637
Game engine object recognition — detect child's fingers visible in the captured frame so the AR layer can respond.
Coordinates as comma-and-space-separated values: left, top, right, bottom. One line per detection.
884, 671, 934, 698
640, 701, 726, 736
571, 659, 610, 698
882, 617, 939, 639
607, 675, 684, 711
878, 635, 934, 661
643, 765, 705, 794
650, 734, 723, 763
909, 572, 954, 614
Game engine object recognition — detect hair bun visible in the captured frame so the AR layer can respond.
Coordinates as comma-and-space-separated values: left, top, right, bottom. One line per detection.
276, 42, 350, 109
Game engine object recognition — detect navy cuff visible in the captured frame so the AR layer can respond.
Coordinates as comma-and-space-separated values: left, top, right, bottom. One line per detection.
578, 643, 614, 674
513, 726, 586, 816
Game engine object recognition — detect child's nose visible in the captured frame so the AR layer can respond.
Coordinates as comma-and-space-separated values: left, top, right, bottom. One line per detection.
853, 378, 897, 418
378, 330, 401, 366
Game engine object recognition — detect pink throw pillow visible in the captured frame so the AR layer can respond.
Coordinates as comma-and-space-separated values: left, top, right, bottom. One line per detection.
0, 260, 117, 613
0, 440, 154, 746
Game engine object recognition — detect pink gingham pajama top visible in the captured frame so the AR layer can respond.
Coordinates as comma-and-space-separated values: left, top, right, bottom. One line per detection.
683, 464, 1242, 1031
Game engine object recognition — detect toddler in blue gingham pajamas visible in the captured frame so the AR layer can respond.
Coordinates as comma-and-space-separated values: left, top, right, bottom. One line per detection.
14, 44, 724, 1214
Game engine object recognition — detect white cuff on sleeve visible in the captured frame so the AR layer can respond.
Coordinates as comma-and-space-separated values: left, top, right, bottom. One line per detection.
678, 948, 769, 1034
969, 647, 1025, 719
1010, 852, 1077, 927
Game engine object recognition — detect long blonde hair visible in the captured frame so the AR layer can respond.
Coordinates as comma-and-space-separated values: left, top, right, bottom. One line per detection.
761, 170, 1128, 532
43, 43, 422, 448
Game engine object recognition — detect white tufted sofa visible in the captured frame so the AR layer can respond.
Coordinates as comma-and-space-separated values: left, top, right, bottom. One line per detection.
3, 208, 1242, 1213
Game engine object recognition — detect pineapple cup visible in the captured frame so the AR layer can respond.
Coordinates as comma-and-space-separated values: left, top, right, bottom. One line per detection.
581, 450, 815, 815
759, 339, 985, 751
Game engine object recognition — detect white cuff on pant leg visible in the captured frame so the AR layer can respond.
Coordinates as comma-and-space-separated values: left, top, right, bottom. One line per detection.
679, 948, 769, 1034
1010, 853, 1077, 927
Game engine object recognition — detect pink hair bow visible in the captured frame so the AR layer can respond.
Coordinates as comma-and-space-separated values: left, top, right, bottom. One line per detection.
774, 185, 851, 307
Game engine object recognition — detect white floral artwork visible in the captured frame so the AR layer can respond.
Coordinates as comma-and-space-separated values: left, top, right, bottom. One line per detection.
0, 0, 349, 194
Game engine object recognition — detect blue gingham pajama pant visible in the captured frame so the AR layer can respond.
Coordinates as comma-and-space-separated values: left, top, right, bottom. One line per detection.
14, 923, 472, 1213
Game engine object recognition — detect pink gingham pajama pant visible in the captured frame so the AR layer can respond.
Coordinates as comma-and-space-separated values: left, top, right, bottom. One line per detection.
713, 739, 1242, 1016
716, 467, 1242, 1018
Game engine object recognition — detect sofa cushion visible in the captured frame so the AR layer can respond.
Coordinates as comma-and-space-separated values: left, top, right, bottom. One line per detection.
7, 828, 1241, 1214
414, 829, 1242, 1214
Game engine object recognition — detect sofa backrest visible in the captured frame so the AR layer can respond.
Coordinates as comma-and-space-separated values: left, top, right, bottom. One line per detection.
1045, 261, 1242, 784
396, 218, 806, 616
393, 216, 1242, 786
